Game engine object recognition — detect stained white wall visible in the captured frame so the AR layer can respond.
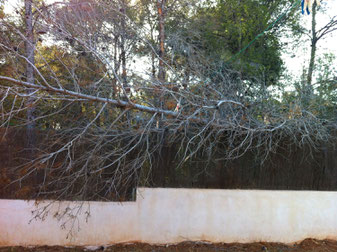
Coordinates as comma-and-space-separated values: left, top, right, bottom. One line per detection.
1, 188, 337, 246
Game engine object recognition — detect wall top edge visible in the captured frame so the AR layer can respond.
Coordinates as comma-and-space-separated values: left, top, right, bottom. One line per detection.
2, 187, 337, 204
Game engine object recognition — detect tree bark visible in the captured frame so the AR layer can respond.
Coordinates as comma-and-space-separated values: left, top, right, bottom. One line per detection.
157, 0, 166, 83
24, 0, 36, 155
120, 0, 128, 92
307, 2, 317, 89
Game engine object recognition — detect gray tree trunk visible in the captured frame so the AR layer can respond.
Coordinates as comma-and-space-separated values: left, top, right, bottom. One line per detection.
120, 0, 128, 92
157, 0, 166, 83
307, 2, 317, 90
24, 0, 36, 155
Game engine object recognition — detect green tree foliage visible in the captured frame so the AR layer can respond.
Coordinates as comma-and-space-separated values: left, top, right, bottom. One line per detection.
307, 53, 337, 119
179, 0, 303, 87
1, 0, 337, 201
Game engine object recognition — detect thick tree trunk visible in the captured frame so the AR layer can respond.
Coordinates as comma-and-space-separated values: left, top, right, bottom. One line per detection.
120, 1, 128, 93
119, 1, 131, 127
307, 2, 317, 89
157, 0, 165, 83
24, 0, 36, 155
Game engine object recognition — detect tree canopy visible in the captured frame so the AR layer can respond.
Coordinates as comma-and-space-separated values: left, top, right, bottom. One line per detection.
0, 0, 336, 201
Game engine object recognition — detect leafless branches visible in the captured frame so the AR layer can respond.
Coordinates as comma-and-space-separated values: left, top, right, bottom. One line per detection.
0, 0, 335, 202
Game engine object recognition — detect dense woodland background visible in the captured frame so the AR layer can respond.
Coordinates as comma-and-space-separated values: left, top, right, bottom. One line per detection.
0, 0, 337, 201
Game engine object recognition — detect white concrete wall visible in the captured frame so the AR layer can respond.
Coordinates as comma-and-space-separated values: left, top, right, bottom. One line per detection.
1, 188, 337, 246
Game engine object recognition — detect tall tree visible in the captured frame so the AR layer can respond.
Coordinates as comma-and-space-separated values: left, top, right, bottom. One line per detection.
157, 0, 166, 83
0, 0, 335, 202
24, 0, 36, 155
306, 2, 337, 88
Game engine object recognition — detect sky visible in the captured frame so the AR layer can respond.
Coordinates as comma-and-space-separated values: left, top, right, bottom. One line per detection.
2, 0, 337, 84
283, 0, 337, 79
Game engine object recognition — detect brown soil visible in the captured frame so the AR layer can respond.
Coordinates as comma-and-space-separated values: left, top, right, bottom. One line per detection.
1, 239, 337, 252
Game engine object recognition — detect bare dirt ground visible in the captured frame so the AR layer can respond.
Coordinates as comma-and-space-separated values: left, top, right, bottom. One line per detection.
1, 239, 337, 252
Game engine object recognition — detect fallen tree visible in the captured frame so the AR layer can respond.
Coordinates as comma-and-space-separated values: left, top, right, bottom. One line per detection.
0, 0, 336, 201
